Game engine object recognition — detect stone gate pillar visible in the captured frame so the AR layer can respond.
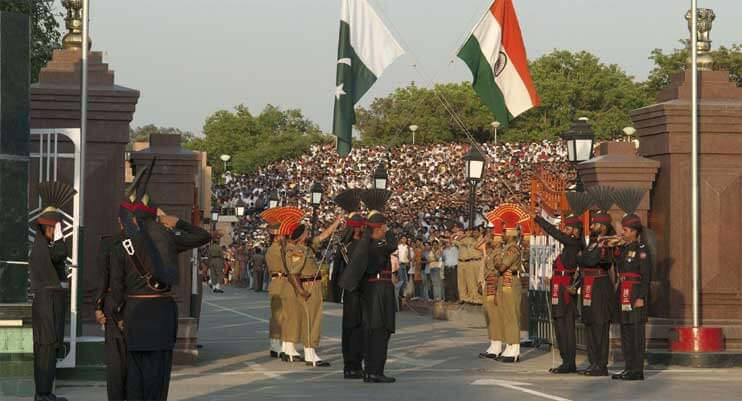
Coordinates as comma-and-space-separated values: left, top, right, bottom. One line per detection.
631, 70, 742, 351
30, 48, 139, 325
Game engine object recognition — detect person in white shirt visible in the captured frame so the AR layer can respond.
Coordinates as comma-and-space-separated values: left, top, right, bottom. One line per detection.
396, 237, 410, 301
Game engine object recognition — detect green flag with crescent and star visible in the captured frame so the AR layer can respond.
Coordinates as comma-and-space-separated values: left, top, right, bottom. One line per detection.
332, 0, 404, 156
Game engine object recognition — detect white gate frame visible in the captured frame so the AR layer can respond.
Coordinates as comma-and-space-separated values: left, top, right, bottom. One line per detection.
29, 128, 81, 369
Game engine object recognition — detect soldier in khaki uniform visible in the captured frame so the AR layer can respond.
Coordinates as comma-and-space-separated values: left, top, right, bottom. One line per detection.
263, 221, 284, 358
477, 220, 505, 359
261, 207, 307, 363
498, 225, 524, 363
208, 232, 225, 293
452, 227, 483, 304
286, 216, 343, 366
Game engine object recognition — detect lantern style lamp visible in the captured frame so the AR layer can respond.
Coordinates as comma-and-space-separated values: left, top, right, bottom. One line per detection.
561, 117, 595, 163
373, 163, 388, 190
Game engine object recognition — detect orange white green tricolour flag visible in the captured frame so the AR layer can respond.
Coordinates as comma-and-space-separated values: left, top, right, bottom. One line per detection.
457, 0, 540, 128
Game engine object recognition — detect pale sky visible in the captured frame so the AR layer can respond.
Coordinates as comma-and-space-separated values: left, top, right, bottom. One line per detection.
88, 0, 741, 135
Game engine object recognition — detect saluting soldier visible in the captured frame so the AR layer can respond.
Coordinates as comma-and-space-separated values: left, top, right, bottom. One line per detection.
611, 188, 653, 381
498, 223, 524, 363
286, 215, 343, 367
111, 160, 211, 400
333, 189, 367, 379
477, 219, 505, 359
29, 181, 76, 401
95, 234, 127, 400
339, 189, 397, 383
452, 227, 483, 304
533, 192, 590, 373
578, 186, 617, 377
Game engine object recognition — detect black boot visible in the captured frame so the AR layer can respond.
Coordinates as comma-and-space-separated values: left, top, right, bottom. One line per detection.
344, 369, 364, 379
551, 363, 576, 373
611, 370, 629, 380
584, 366, 609, 376
619, 371, 644, 381
364, 374, 396, 383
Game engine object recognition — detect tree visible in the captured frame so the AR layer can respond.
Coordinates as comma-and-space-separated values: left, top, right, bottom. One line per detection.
129, 124, 196, 143
356, 82, 495, 146
0, 0, 61, 83
356, 50, 651, 144
186, 104, 327, 173
645, 40, 742, 98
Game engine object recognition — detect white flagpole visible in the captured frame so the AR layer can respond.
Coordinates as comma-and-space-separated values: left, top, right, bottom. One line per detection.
690, 0, 699, 329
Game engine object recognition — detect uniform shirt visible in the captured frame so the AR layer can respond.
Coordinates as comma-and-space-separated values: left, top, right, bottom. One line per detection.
501, 242, 522, 273
287, 238, 322, 276
208, 243, 224, 260
29, 225, 68, 290
534, 215, 583, 269
615, 241, 651, 300
578, 240, 614, 270
266, 242, 285, 274
111, 219, 210, 300
366, 232, 398, 276
454, 235, 482, 261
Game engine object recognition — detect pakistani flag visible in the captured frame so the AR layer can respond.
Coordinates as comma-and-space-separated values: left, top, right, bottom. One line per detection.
332, 0, 404, 156
457, 0, 540, 128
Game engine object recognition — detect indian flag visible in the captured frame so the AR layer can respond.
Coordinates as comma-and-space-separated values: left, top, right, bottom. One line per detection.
332, 0, 404, 157
457, 0, 540, 127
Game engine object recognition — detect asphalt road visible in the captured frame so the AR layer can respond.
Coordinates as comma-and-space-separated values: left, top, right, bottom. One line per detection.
49, 287, 742, 401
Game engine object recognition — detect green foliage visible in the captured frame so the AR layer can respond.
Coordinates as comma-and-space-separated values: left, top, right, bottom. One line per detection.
186, 104, 328, 173
357, 50, 651, 144
0, 0, 61, 83
646, 41, 742, 98
356, 82, 494, 145
129, 124, 196, 143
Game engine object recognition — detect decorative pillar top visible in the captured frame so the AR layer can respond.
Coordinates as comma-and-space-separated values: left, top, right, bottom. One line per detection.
61, 0, 91, 50
685, 8, 715, 71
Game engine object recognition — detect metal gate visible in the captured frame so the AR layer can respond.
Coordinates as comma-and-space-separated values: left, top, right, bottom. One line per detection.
28, 128, 81, 368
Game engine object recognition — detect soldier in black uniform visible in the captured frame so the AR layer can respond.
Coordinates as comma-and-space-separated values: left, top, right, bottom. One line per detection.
95, 234, 127, 400
533, 192, 590, 374
611, 187, 652, 381
339, 189, 397, 383
578, 186, 617, 377
29, 181, 76, 401
111, 161, 211, 400
334, 189, 366, 379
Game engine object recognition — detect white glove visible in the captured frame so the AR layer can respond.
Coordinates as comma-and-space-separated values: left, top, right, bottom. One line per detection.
53, 222, 64, 242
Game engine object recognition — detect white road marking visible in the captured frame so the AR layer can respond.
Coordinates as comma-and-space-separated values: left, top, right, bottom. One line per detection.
472, 379, 572, 401
390, 354, 445, 368
245, 362, 282, 379
204, 301, 269, 323
200, 321, 264, 331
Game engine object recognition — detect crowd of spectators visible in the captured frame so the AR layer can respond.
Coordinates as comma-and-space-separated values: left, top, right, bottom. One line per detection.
214, 140, 573, 246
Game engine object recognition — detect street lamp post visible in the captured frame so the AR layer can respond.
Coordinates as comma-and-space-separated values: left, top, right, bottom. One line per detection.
219, 154, 231, 185
310, 182, 324, 240
210, 208, 220, 231
462, 145, 486, 229
409, 124, 419, 145
560, 117, 596, 192
490, 121, 500, 145
373, 163, 388, 190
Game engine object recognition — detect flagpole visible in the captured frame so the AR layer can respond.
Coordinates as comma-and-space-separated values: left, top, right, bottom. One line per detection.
690, 0, 699, 329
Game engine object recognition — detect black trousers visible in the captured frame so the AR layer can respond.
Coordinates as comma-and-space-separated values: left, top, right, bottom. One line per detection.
127, 350, 173, 401
105, 332, 127, 401
342, 326, 364, 371
621, 322, 646, 373
364, 328, 391, 375
33, 343, 58, 396
585, 321, 610, 369
444, 266, 458, 302
553, 302, 576, 367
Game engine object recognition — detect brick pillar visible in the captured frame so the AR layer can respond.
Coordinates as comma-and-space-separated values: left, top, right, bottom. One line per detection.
631, 70, 742, 351
30, 49, 139, 326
